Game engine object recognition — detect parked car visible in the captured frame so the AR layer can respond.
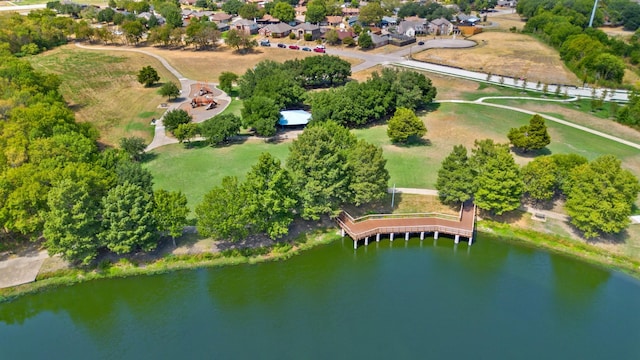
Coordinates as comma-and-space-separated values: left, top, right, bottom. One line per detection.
289, 45, 300, 50
260, 40, 271, 47
301, 47, 311, 51
315, 44, 325, 49
277, 43, 286, 48
418, 41, 424, 45
313, 47, 325, 53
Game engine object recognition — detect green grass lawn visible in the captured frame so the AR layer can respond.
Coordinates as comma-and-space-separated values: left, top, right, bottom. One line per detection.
145, 102, 640, 210
29, 46, 178, 146
143, 141, 289, 211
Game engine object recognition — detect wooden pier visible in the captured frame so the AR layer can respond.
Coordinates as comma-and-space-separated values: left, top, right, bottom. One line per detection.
337, 202, 476, 249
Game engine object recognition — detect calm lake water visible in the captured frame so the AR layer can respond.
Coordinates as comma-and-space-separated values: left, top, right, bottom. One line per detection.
1, 234, 640, 359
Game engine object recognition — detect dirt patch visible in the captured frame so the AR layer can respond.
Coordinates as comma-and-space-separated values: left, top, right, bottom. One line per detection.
413, 32, 579, 86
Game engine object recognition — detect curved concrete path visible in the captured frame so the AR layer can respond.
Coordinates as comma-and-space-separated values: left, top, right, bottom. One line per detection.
438, 99, 640, 150
74, 43, 231, 151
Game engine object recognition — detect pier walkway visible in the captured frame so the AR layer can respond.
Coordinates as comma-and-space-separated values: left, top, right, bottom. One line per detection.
337, 202, 476, 249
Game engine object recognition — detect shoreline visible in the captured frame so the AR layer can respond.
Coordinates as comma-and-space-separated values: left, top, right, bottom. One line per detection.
2, 223, 640, 303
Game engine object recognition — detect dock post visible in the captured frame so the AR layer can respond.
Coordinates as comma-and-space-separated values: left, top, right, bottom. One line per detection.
420, 232, 424, 240
468, 237, 473, 246
353, 240, 357, 249
405, 232, 409, 241
341, 228, 345, 237
365, 237, 369, 246
434, 231, 439, 240
455, 234, 460, 244
390, 233, 394, 241
376, 233, 380, 242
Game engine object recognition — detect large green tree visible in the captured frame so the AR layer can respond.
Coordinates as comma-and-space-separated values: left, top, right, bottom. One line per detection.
99, 182, 157, 254
200, 113, 242, 145
507, 114, 551, 152
472, 141, 524, 215
565, 155, 640, 238
137, 65, 160, 87
346, 139, 390, 206
387, 107, 427, 143
271, 2, 295, 22
218, 71, 238, 94
242, 96, 280, 137
43, 180, 101, 265
241, 153, 297, 239
162, 109, 192, 133
196, 176, 248, 241
436, 145, 474, 205
119, 136, 146, 161
159, 81, 180, 100
153, 189, 189, 247
521, 156, 558, 203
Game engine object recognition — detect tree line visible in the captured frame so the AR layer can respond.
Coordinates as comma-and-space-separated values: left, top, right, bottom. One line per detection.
0, 49, 189, 265
436, 114, 639, 239
518, 0, 640, 85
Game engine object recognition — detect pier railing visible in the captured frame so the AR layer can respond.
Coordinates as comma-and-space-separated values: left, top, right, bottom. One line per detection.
343, 211, 461, 223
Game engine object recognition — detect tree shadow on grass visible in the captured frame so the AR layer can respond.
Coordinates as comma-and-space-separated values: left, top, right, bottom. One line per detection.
394, 137, 432, 148
140, 152, 158, 163
479, 209, 525, 224
510, 146, 552, 158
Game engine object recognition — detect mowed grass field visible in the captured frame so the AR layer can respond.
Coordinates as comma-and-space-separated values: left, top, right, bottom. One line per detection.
145, 102, 640, 207
29, 45, 178, 146
413, 31, 580, 86
140, 45, 364, 82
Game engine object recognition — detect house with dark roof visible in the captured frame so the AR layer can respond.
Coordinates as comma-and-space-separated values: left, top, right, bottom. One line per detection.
293, 22, 321, 40
259, 22, 294, 38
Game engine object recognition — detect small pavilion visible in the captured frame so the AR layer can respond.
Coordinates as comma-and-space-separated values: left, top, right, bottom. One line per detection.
279, 110, 311, 127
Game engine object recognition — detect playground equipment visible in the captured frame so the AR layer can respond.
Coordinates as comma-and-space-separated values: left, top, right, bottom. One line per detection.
197, 83, 213, 96
191, 95, 217, 110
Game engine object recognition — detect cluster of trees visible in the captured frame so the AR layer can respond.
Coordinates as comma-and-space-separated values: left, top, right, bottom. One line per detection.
0, 10, 73, 56
196, 121, 389, 240
522, 153, 639, 238
437, 138, 640, 238
436, 140, 524, 215
518, 0, 640, 84
221, 0, 296, 23
616, 87, 640, 126
0, 50, 190, 264
387, 107, 427, 143
397, 2, 457, 21
306, 68, 437, 127
161, 109, 242, 146
518, 0, 640, 31
237, 57, 351, 136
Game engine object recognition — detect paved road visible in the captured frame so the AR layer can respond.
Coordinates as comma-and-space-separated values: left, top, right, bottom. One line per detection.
438, 98, 640, 150
0, 3, 45, 12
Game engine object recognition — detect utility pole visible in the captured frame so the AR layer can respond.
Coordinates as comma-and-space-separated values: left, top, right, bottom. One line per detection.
391, 184, 396, 209
589, 0, 599, 28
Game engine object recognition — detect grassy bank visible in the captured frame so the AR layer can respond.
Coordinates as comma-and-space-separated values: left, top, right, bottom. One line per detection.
480, 220, 640, 277
0, 229, 340, 303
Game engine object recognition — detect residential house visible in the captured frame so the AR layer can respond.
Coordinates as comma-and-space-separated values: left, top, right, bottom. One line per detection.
456, 14, 480, 26
257, 14, 280, 25
295, 6, 307, 17
398, 20, 427, 37
429, 17, 453, 35
293, 22, 321, 40
347, 16, 359, 27
325, 16, 343, 26
180, 0, 197, 5
233, 19, 259, 35
137, 12, 166, 25
336, 29, 355, 41
210, 12, 232, 31
403, 16, 423, 23
258, 22, 294, 38
341, 7, 360, 17
370, 33, 389, 48
381, 16, 397, 27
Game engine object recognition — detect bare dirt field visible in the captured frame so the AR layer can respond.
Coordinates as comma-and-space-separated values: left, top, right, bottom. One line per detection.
488, 11, 527, 31
413, 31, 580, 86
140, 45, 363, 81
600, 26, 634, 40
